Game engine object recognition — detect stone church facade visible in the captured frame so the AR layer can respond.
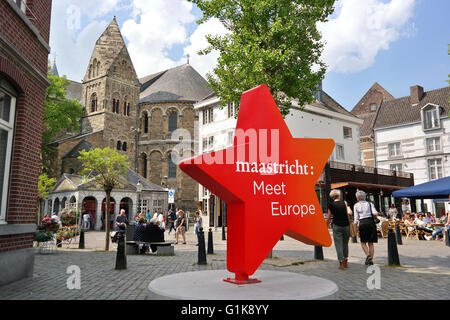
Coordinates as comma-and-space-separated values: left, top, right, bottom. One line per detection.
51, 17, 212, 213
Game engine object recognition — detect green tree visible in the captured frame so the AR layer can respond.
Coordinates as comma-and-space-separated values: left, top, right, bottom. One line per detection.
37, 173, 57, 222
190, 0, 336, 117
78, 148, 130, 251
42, 68, 84, 175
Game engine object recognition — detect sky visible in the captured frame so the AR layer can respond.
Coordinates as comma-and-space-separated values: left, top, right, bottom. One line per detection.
49, 0, 450, 111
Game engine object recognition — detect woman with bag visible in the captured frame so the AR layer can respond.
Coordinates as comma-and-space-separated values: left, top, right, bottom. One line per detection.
353, 190, 379, 266
326, 190, 353, 270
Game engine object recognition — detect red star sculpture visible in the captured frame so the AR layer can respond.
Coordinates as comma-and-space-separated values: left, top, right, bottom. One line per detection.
179, 85, 334, 284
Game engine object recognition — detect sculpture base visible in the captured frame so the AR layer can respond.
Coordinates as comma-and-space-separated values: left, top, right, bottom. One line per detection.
148, 270, 339, 300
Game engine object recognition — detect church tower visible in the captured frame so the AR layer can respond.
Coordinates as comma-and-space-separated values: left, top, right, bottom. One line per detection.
80, 17, 140, 169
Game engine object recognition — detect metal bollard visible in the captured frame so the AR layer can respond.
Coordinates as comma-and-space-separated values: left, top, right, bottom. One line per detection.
115, 232, 127, 270
446, 229, 450, 247
395, 223, 403, 245
78, 230, 85, 249
207, 228, 214, 254
387, 228, 400, 266
314, 246, 324, 260
197, 228, 207, 265
222, 225, 226, 241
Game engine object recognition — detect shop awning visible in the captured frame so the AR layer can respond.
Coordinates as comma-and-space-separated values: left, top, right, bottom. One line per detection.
331, 182, 405, 191
392, 176, 450, 199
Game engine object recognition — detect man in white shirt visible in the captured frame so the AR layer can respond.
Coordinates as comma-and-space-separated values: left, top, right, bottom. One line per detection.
414, 215, 433, 234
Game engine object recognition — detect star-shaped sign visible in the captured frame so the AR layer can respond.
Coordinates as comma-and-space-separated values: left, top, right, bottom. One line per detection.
180, 85, 334, 283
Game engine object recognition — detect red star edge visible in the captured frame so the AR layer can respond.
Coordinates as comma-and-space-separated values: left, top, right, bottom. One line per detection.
179, 85, 334, 284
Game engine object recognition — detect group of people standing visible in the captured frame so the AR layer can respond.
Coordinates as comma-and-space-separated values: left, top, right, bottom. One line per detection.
326, 189, 380, 270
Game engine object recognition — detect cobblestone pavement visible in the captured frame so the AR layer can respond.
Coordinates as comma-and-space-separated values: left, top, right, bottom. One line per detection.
0, 230, 449, 300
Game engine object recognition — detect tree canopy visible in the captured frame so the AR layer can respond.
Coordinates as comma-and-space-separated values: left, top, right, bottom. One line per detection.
41, 68, 84, 175
190, 0, 336, 117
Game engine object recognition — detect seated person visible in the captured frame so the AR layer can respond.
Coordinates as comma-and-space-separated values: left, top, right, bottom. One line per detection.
413, 215, 434, 234
423, 212, 435, 224
376, 214, 387, 228
425, 211, 449, 241
144, 218, 165, 253
404, 216, 416, 232
133, 218, 148, 253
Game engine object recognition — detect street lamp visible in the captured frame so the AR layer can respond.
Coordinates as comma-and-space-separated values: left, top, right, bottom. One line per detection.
136, 180, 143, 216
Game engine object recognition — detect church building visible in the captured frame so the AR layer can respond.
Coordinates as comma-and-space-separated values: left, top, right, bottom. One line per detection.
49, 17, 211, 220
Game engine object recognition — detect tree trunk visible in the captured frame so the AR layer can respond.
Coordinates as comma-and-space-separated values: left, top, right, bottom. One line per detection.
105, 190, 111, 251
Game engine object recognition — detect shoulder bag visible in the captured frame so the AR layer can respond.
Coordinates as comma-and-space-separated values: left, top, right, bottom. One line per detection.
368, 201, 380, 224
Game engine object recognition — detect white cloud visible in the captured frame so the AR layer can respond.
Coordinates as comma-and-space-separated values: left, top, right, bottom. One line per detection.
180, 18, 228, 78
318, 0, 416, 74
50, 0, 111, 81
121, 0, 196, 77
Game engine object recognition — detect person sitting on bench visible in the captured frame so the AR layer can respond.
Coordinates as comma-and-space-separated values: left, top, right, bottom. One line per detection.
144, 217, 165, 253
134, 217, 148, 254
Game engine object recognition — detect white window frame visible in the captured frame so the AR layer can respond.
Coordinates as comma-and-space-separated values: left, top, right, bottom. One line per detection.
426, 137, 441, 153
422, 104, 441, 131
388, 142, 401, 158
343, 126, 352, 140
203, 107, 214, 125
390, 163, 403, 172
370, 103, 376, 112
0, 86, 17, 224
335, 144, 345, 161
227, 131, 234, 146
428, 158, 443, 181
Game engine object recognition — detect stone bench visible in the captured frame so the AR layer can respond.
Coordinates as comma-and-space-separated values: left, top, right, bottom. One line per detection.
126, 241, 175, 256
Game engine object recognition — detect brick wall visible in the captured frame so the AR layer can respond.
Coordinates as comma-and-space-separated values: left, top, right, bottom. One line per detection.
0, 0, 52, 254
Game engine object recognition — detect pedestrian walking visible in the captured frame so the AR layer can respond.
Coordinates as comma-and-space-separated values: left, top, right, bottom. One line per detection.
175, 210, 187, 244
326, 190, 352, 270
168, 209, 177, 235
353, 190, 379, 266
82, 212, 90, 230
194, 210, 203, 246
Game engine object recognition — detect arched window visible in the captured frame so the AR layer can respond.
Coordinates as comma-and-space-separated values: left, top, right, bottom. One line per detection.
168, 111, 178, 133
122, 142, 127, 152
92, 59, 97, 77
123, 101, 127, 116
168, 153, 177, 178
126, 103, 130, 117
142, 154, 147, 178
88, 65, 92, 79
97, 61, 101, 76
112, 99, 116, 113
144, 113, 149, 134
91, 93, 98, 113
117, 141, 122, 151
112, 98, 120, 114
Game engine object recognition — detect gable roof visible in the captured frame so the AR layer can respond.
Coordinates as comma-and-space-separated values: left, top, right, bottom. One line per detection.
139, 64, 213, 104
307, 91, 358, 119
51, 169, 166, 193
62, 138, 94, 159
351, 82, 395, 114
374, 86, 450, 129
83, 17, 129, 82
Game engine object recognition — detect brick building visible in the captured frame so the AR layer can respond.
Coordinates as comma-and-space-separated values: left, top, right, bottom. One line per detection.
0, 0, 52, 286
351, 82, 395, 167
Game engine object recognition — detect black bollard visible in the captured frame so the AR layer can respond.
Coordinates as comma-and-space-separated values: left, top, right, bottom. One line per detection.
314, 246, 324, 260
115, 232, 127, 270
78, 230, 85, 249
197, 228, 207, 265
222, 225, 226, 241
207, 228, 214, 254
395, 223, 403, 245
446, 229, 450, 247
387, 228, 400, 266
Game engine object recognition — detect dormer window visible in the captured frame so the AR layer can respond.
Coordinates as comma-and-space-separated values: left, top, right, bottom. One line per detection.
422, 104, 441, 130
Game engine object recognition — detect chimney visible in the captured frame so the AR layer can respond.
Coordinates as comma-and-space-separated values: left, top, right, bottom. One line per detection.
410, 85, 424, 105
